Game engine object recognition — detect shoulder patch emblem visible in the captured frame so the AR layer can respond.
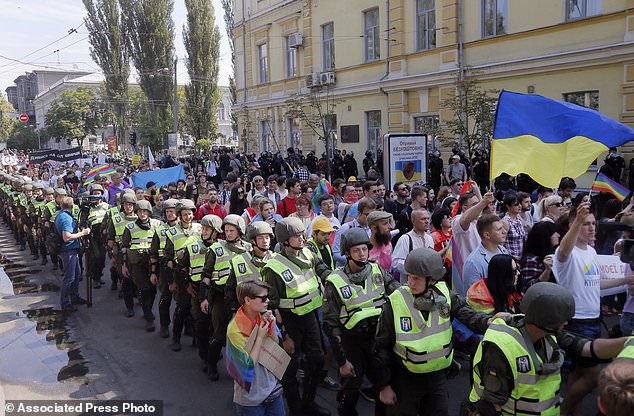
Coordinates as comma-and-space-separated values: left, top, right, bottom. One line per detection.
160, 229, 166, 236
170, 228, 177, 235
516, 355, 531, 373
281, 269, 294, 282
339, 285, 352, 299
114, 216, 121, 223
192, 244, 199, 253
238, 263, 247, 274
400, 317, 412, 332
215, 246, 224, 257
127, 223, 134, 229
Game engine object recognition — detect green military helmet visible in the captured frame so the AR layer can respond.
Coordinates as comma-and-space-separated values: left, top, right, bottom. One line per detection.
340, 228, 372, 254
14, 178, 25, 186
122, 188, 135, 195
176, 198, 196, 213
404, 247, 445, 281
54, 188, 68, 196
44, 187, 55, 196
274, 217, 305, 244
135, 199, 152, 213
163, 198, 179, 211
222, 214, 246, 235
89, 184, 104, 194
23, 184, 33, 191
200, 214, 223, 233
247, 221, 274, 242
521, 282, 575, 329
32, 182, 44, 190
121, 193, 136, 204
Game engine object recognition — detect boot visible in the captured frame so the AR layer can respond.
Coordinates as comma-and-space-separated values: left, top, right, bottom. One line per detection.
41, 257, 47, 266
171, 309, 184, 352
207, 338, 223, 381
337, 391, 359, 416
170, 336, 182, 352
145, 319, 155, 332
126, 307, 135, 318
159, 326, 170, 338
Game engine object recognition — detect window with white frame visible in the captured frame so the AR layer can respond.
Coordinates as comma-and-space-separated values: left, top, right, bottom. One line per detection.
258, 43, 268, 84
322, 22, 335, 71
260, 120, 271, 152
482, 0, 508, 38
288, 117, 300, 148
565, 0, 601, 21
562, 90, 599, 110
364, 8, 380, 62
218, 103, 226, 120
286, 36, 297, 78
416, 0, 436, 51
366, 111, 382, 155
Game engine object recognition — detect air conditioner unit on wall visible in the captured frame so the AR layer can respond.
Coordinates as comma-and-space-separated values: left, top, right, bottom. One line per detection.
288, 32, 303, 48
320, 71, 335, 86
306, 72, 320, 88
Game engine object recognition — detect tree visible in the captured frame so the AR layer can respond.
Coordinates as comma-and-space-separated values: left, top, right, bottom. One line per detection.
44, 87, 103, 147
120, 0, 175, 146
7, 125, 39, 150
196, 138, 211, 154
183, 0, 221, 143
83, 0, 130, 150
127, 86, 163, 151
220, 0, 238, 135
286, 86, 344, 179
440, 69, 498, 160
0, 96, 17, 142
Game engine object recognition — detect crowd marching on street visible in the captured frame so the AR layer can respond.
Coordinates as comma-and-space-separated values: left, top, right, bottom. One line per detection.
0, 145, 633, 416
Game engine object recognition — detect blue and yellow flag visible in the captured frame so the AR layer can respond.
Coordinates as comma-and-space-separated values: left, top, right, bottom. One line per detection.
491, 90, 634, 188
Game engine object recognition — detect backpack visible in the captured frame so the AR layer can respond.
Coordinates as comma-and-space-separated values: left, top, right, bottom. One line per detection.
47, 212, 69, 254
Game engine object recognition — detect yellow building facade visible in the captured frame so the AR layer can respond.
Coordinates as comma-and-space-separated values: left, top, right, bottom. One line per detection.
232, 0, 634, 176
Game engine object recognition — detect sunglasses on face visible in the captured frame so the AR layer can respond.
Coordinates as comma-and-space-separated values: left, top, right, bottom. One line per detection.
252, 294, 269, 302
550, 202, 564, 207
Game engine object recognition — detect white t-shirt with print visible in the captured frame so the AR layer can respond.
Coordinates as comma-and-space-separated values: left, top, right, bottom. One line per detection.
553, 245, 600, 319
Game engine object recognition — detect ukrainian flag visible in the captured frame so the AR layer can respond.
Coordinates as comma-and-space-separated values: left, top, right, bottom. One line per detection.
491, 90, 634, 188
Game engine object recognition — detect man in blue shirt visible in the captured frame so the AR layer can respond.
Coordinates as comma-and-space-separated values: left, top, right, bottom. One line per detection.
55, 196, 91, 313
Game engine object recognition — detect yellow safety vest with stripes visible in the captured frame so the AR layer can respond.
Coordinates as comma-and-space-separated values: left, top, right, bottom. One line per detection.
231, 251, 266, 285
128, 222, 157, 251
186, 238, 208, 282
617, 336, 634, 359
263, 248, 322, 316
88, 203, 110, 226
46, 201, 60, 223
113, 213, 137, 244
207, 240, 235, 286
326, 263, 386, 330
390, 283, 453, 373
469, 317, 561, 415
167, 223, 202, 260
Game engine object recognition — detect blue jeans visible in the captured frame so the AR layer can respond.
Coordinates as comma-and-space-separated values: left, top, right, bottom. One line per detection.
621, 312, 634, 336
234, 394, 285, 416
60, 249, 81, 309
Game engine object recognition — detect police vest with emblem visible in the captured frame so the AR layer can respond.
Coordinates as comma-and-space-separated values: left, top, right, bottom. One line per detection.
263, 248, 322, 316
469, 317, 561, 415
88, 203, 109, 226
71, 205, 80, 222
167, 223, 202, 259
46, 201, 61, 223
113, 213, 137, 244
390, 283, 453, 374
29, 199, 46, 220
155, 224, 170, 258
128, 222, 155, 251
618, 336, 634, 359
306, 238, 335, 270
326, 263, 386, 330
186, 238, 208, 282
18, 193, 29, 209
231, 252, 265, 286
208, 240, 234, 286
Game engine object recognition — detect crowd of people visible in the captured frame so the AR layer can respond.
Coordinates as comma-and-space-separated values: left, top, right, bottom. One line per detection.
0, 145, 632, 416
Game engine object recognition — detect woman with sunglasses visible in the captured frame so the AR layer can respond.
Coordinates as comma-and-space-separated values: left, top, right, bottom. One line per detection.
538, 194, 565, 223
229, 186, 249, 216
226, 280, 285, 415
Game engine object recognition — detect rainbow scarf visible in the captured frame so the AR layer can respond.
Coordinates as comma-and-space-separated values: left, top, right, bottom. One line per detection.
591, 172, 629, 201
226, 308, 257, 392
84, 164, 116, 184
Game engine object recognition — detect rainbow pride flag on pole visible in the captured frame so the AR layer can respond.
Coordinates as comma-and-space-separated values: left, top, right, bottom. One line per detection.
84, 164, 116, 184
591, 172, 629, 201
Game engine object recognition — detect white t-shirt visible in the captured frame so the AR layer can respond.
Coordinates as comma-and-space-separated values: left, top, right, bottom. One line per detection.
450, 214, 482, 296
553, 245, 600, 319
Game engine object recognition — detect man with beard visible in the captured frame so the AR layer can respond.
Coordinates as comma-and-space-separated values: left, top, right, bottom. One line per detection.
392, 209, 435, 282
367, 211, 395, 272
195, 188, 226, 220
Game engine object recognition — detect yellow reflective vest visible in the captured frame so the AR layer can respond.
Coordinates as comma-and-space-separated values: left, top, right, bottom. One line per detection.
618, 336, 634, 359
186, 238, 208, 282
390, 283, 453, 373
231, 251, 266, 285
207, 240, 234, 286
326, 263, 386, 329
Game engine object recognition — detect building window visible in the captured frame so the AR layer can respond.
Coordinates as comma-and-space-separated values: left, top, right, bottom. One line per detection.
482, 0, 507, 38
364, 8, 380, 62
322, 22, 335, 71
258, 43, 268, 84
286, 37, 297, 78
414, 114, 440, 150
566, 0, 601, 20
218, 103, 226, 120
563, 90, 599, 110
416, 0, 436, 51
260, 120, 271, 152
366, 111, 382, 155
288, 117, 300, 148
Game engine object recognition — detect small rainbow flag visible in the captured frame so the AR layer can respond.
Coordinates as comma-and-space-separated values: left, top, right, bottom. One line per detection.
591, 172, 629, 201
84, 164, 116, 184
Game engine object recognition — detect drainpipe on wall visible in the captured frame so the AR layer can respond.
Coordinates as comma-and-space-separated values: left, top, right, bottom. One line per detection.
379, 0, 390, 97
457, 0, 466, 148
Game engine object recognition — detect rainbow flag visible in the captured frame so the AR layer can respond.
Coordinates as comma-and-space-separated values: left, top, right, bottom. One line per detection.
592, 172, 629, 201
451, 180, 476, 217
84, 164, 116, 184
312, 178, 334, 214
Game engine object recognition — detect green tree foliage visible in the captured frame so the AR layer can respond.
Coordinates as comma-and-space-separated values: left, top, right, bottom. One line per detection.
120, 0, 175, 145
0, 96, 17, 141
220, 0, 238, 134
44, 87, 103, 147
83, 0, 130, 149
440, 70, 498, 159
8, 125, 39, 150
196, 138, 211, 154
127, 86, 163, 151
183, 0, 221, 143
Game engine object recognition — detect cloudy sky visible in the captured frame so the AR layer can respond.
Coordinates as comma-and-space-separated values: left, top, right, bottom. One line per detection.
0, 0, 231, 96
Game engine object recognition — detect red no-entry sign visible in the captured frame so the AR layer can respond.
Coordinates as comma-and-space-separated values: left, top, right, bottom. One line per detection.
19, 113, 28, 123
